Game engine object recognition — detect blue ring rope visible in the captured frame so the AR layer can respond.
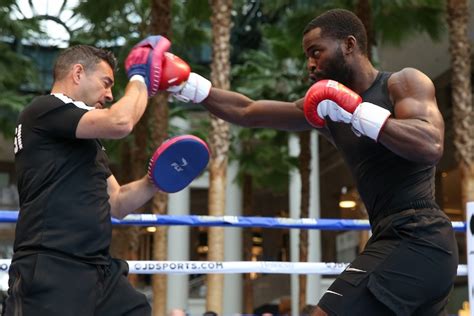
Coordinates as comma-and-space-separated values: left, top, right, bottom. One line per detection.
0, 210, 466, 232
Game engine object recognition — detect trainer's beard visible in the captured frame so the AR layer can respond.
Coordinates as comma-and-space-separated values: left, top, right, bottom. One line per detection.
323, 46, 354, 87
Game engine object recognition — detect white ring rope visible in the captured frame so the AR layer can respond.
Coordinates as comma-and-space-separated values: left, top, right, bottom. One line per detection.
0, 259, 467, 276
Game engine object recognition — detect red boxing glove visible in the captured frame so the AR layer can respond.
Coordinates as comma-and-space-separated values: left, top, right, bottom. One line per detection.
125, 35, 171, 96
304, 80, 391, 141
303, 80, 362, 128
162, 52, 212, 103
159, 52, 191, 90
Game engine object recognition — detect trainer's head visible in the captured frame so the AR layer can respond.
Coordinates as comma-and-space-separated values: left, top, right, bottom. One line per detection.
52, 45, 117, 108
302, 9, 368, 86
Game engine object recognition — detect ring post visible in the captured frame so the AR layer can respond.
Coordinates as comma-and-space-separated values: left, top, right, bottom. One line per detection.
467, 202, 474, 316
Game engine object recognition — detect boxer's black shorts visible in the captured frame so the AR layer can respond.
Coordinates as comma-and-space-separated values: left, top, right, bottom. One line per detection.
318, 208, 458, 316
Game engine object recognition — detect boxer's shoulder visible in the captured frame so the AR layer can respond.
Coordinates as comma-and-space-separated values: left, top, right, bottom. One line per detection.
387, 68, 435, 99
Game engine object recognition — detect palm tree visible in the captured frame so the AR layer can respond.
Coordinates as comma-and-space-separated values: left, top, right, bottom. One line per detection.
148, 1, 172, 315
446, 0, 473, 208
206, 0, 232, 313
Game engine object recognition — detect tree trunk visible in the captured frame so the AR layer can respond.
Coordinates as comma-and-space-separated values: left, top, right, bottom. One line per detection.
150, 94, 170, 316
206, 0, 232, 314
110, 139, 141, 286
298, 130, 311, 311
447, 0, 474, 208
149, 1, 172, 315
355, 0, 374, 61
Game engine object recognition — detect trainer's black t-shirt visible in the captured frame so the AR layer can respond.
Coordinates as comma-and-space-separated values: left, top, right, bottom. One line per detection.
326, 72, 436, 223
13, 93, 112, 264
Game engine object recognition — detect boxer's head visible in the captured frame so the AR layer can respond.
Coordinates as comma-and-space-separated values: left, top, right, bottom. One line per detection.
53, 45, 117, 108
302, 9, 368, 86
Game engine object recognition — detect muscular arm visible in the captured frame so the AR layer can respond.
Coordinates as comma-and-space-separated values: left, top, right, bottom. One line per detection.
76, 81, 148, 139
107, 174, 159, 219
203, 88, 313, 131
378, 68, 444, 164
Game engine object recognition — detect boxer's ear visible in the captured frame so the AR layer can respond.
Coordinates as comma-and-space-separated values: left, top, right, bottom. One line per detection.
343, 35, 357, 55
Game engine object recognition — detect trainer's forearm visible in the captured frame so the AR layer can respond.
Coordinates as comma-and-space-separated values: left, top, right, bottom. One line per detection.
110, 81, 148, 127
111, 176, 159, 219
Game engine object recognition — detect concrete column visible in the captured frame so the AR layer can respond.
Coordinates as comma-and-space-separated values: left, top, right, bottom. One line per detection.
289, 132, 322, 313
307, 131, 321, 304
289, 134, 301, 316
223, 160, 243, 315
167, 117, 191, 312
166, 188, 191, 312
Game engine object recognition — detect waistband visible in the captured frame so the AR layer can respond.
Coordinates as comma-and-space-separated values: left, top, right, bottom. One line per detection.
12, 248, 111, 266
370, 199, 440, 228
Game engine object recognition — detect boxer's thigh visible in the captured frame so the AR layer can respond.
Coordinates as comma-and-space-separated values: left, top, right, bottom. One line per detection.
317, 234, 400, 316
368, 214, 458, 315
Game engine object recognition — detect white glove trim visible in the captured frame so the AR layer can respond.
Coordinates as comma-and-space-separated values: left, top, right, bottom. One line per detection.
169, 73, 212, 103
351, 102, 391, 141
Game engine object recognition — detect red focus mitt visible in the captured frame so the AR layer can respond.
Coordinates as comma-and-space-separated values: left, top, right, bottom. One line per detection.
125, 35, 171, 96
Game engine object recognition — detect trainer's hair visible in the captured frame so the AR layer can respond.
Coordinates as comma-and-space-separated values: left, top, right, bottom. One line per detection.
53, 45, 117, 81
303, 9, 368, 56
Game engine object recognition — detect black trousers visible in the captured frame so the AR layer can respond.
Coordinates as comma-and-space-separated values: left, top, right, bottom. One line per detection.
318, 208, 458, 316
2, 254, 151, 316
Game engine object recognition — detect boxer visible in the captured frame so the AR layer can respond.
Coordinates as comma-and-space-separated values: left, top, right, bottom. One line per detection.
158, 9, 458, 316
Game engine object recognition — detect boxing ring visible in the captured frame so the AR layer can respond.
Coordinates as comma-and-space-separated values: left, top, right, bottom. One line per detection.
0, 204, 473, 314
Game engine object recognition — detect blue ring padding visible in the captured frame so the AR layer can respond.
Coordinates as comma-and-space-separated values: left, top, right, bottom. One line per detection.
0, 210, 466, 232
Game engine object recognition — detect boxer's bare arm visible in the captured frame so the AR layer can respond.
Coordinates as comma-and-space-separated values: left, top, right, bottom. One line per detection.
379, 68, 444, 164
203, 88, 310, 130
203, 88, 333, 140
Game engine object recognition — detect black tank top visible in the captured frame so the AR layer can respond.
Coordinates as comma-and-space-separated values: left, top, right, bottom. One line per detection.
326, 71, 437, 224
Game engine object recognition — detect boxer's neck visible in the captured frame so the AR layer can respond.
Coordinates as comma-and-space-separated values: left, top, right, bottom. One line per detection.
349, 58, 378, 94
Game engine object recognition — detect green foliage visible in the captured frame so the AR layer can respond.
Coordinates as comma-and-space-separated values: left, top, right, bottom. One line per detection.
372, 0, 445, 44
313, 0, 446, 45
0, 2, 41, 136
230, 128, 298, 192
229, 5, 323, 192
0, 92, 33, 138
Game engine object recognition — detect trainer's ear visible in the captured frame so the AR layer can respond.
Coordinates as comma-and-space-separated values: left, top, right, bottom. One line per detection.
343, 35, 357, 55
71, 64, 85, 84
